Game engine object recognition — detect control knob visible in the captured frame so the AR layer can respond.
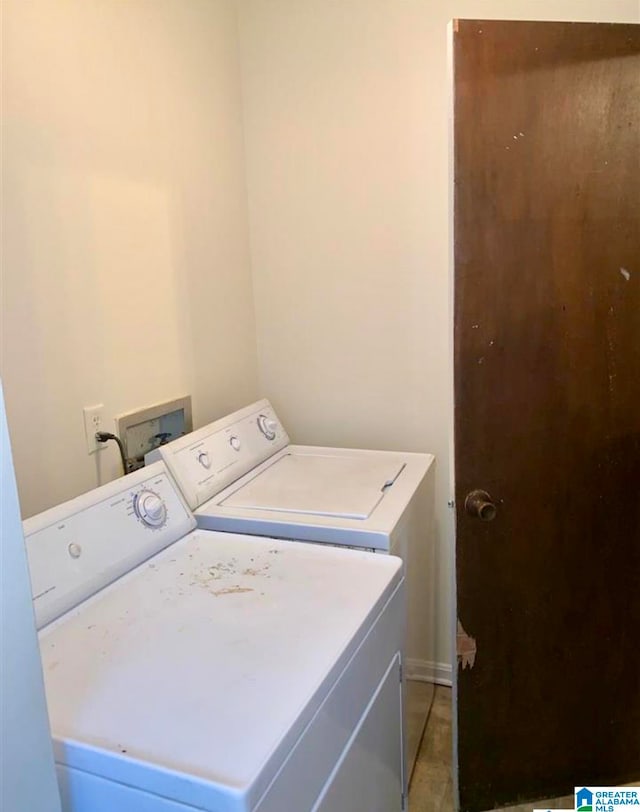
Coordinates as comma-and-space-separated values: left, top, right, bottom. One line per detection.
197, 451, 211, 469
229, 435, 241, 451
257, 414, 278, 441
133, 490, 167, 528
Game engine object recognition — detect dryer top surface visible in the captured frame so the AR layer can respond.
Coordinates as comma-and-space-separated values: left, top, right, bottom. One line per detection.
39, 530, 402, 811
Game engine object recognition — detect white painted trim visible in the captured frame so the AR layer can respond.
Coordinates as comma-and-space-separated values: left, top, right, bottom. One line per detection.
405, 658, 453, 687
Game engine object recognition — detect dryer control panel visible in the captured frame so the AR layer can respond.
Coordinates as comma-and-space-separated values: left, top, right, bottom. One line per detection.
23, 462, 195, 629
157, 399, 290, 510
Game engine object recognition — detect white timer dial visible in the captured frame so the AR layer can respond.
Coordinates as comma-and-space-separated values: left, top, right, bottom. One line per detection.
133, 490, 167, 528
257, 414, 278, 441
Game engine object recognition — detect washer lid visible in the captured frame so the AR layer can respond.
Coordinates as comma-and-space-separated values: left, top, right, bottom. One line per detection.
220, 454, 406, 520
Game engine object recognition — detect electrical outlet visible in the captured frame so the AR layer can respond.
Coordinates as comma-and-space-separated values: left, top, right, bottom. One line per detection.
83, 404, 104, 455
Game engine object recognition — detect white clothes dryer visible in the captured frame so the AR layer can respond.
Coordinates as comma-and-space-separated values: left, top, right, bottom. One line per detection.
153, 399, 436, 777
24, 462, 406, 812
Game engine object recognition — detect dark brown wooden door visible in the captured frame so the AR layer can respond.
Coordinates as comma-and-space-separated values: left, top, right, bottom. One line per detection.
453, 20, 640, 812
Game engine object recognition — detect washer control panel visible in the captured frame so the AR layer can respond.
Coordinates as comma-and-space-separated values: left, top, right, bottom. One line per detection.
23, 462, 195, 629
157, 399, 290, 510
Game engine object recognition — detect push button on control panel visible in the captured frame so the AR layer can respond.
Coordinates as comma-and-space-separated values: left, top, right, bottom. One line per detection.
229, 435, 241, 451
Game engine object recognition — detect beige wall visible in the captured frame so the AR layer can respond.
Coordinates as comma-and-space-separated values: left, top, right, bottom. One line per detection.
2, 0, 636, 668
1, 0, 259, 518
237, 0, 639, 670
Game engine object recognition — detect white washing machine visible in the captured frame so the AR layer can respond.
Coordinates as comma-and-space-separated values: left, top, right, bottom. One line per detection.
23, 461, 406, 812
152, 399, 436, 777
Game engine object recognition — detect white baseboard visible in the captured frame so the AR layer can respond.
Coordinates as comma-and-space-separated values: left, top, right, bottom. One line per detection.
406, 658, 453, 687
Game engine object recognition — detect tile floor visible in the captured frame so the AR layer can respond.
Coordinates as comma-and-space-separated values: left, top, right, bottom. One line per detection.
408, 685, 584, 812
409, 685, 454, 812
